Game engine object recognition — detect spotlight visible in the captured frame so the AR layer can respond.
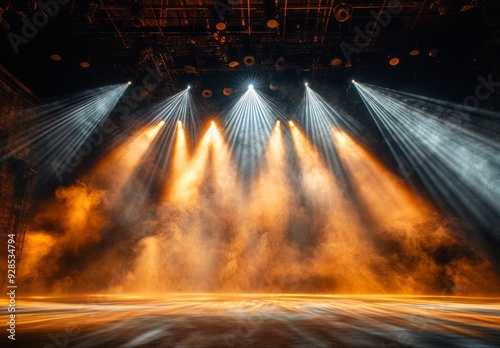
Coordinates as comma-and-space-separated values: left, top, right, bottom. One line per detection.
351, 79, 355, 83
216, 21, 227, 31
428, 48, 439, 58
243, 55, 256, 67
248, 84, 254, 90
289, 120, 295, 127
264, 0, 280, 29
223, 87, 233, 96
334, 2, 353, 23
130, 0, 145, 28
202, 89, 213, 98
276, 120, 281, 127
330, 58, 342, 67
305, 82, 309, 87
177, 120, 183, 129
213, 0, 232, 31
187, 85, 191, 89
389, 57, 400, 66
274, 56, 286, 70
128, 81, 132, 85
159, 120, 166, 126
269, 81, 280, 90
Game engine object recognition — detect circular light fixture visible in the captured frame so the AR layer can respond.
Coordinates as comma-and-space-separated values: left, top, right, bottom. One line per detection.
409, 49, 420, 56
334, 3, 353, 22
187, 85, 191, 89
351, 79, 355, 83
330, 58, 342, 67
389, 58, 400, 66
429, 48, 439, 58
243, 55, 256, 67
223, 87, 233, 96
127, 81, 132, 85
202, 89, 213, 98
266, 19, 279, 29
51, 54, 62, 61
248, 84, 254, 90
269, 81, 279, 90
305, 82, 309, 86
274, 56, 286, 70
80, 61, 91, 68
216, 21, 227, 31
229, 61, 240, 68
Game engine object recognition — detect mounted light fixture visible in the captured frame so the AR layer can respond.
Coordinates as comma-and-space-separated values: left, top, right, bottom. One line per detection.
389, 57, 400, 66
130, 0, 145, 28
274, 56, 286, 70
243, 55, 256, 67
334, 2, 353, 23
223, 87, 233, 96
202, 89, 213, 98
213, 0, 232, 31
264, 0, 280, 29
330, 58, 342, 67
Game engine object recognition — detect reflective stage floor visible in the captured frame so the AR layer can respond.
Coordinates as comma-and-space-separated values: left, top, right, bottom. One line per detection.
6, 294, 500, 347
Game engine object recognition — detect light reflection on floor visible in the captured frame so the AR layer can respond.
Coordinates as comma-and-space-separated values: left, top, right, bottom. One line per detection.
9, 294, 500, 347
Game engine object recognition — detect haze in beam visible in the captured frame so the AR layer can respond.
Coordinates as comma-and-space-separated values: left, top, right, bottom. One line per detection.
355, 82, 500, 233
224, 85, 285, 181
5, 84, 128, 179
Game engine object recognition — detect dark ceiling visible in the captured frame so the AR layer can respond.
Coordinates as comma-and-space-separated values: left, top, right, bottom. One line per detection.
1, 0, 499, 101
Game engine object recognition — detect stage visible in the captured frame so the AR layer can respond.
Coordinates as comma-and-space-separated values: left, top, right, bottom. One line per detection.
9, 294, 500, 347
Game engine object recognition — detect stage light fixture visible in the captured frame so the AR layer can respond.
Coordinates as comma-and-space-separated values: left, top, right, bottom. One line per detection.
51, 54, 62, 61
389, 58, 400, 66
213, 0, 232, 31
187, 85, 191, 89
428, 48, 439, 58
274, 56, 286, 70
128, 81, 132, 85
80, 61, 91, 68
305, 82, 309, 86
223, 87, 233, 96
330, 58, 342, 67
130, 0, 145, 28
289, 120, 295, 127
270, 81, 279, 90
159, 120, 166, 126
264, 0, 280, 29
243, 55, 256, 67
409, 49, 420, 56
248, 84, 254, 90
202, 89, 213, 98
334, 2, 353, 22
228, 61, 239, 68
352, 79, 355, 83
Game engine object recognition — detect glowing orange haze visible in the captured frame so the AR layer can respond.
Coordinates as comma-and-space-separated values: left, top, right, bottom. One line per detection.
20, 122, 499, 295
